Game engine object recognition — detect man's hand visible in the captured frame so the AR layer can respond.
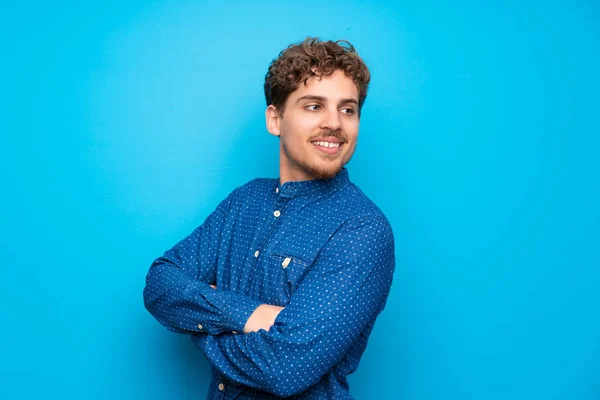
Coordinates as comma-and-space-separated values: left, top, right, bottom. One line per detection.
244, 304, 284, 333
210, 285, 283, 334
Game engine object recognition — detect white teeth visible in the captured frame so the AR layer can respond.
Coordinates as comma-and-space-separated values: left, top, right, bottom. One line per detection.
313, 141, 340, 148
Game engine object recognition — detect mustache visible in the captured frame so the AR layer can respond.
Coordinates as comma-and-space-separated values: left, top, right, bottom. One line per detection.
312, 129, 346, 143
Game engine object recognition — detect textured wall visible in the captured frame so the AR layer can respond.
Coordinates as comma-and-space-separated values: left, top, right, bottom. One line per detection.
1, 1, 599, 399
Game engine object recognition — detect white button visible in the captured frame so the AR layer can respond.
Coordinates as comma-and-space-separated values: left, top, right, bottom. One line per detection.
273, 210, 281, 217
276, 187, 279, 193
232, 331, 238, 334
282, 257, 291, 269
218, 383, 225, 391
197, 324, 203, 330
254, 250, 259, 258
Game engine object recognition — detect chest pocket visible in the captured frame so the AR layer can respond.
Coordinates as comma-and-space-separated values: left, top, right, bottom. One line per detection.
269, 252, 312, 300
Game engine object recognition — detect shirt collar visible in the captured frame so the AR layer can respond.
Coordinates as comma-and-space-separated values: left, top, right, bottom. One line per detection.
276, 168, 350, 199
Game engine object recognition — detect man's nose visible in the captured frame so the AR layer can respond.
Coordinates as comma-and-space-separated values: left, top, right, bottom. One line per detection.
320, 107, 342, 131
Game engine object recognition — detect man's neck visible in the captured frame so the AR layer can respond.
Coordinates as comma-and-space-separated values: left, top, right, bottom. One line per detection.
279, 170, 316, 185
278, 160, 316, 185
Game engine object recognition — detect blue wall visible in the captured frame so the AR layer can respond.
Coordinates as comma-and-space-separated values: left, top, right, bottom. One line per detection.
1, 1, 599, 399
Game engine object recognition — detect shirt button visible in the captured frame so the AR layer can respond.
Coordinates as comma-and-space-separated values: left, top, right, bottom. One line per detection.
197, 324, 203, 330
218, 383, 225, 391
273, 210, 281, 217
254, 250, 260, 258
275, 187, 279, 193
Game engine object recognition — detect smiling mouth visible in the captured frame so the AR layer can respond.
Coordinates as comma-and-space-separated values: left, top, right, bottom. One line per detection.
311, 140, 342, 149
310, 141, 345, 155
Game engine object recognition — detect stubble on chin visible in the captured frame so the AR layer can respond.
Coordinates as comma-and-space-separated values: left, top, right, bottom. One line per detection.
282, 141, 346, 180
306, 163, 342, 180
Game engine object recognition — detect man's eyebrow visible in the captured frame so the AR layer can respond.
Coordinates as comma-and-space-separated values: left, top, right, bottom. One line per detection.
296, 95, 359, 106
339, 98, 359, 106
296, 95, 326, 103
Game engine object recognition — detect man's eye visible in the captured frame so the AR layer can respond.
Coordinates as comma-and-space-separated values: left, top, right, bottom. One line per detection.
341, 108, 355, 115
306, 104, 321, 111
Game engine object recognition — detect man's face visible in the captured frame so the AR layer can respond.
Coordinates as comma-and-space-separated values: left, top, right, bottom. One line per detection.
267, 69, 360, 181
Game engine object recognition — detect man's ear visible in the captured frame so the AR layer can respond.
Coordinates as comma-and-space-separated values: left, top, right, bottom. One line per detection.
266, 105, 281, 137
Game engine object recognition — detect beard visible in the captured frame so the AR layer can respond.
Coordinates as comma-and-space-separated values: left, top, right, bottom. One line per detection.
281, 129, 354, 180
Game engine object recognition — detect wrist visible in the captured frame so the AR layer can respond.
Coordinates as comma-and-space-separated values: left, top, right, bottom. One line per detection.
244, 304, 284, 333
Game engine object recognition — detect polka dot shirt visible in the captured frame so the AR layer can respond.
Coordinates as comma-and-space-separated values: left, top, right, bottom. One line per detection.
144, 168, 395, 399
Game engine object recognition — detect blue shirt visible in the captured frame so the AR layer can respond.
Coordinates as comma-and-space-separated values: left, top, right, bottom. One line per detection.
144, 168, 395, 399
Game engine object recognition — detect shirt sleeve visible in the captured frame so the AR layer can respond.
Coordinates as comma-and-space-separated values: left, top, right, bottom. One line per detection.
192, 216, 395, 398
143, 190, 262, 336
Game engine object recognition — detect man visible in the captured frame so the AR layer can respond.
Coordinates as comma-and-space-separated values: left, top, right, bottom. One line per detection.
144, 37, 395, 399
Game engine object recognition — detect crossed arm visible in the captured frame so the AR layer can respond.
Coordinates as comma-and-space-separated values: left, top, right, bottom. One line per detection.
144, 201, 395, 397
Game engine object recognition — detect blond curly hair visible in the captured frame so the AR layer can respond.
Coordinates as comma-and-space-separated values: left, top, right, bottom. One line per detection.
264, 37, 370, 115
